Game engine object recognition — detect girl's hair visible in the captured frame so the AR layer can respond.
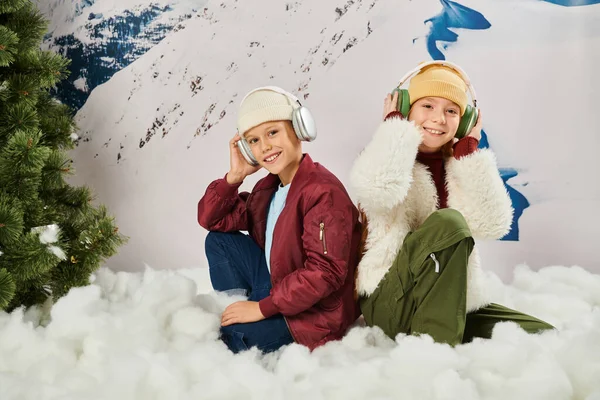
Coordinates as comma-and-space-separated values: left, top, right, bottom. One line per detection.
354, 204, 369, 300
441, 140, 454, 158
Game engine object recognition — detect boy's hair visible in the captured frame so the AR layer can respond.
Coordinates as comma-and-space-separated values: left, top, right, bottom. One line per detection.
408, 65, 468, 116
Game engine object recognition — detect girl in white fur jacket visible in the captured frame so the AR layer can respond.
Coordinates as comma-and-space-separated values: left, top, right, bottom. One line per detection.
350, 62, 553, 345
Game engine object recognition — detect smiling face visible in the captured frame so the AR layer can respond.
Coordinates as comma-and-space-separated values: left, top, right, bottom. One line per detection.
243, 120, 302, 185
408, 96, 461, 153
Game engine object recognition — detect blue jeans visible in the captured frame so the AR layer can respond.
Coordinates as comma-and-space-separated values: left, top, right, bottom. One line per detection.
205, 231, 294, 353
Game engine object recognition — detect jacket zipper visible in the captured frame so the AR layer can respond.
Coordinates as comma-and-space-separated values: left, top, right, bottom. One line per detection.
430, 253, 440, 273
268, 262, 297, 343
319, 222, 328, 254
282, 222, 327, 344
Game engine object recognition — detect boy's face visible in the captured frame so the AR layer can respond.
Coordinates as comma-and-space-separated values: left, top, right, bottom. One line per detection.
244, 120, 302, 177
408, 97, 461, 153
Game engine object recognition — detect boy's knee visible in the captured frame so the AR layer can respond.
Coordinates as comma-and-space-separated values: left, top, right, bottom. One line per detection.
205, 231, 236, 255
205, 231, 221, 247
204, 231, 221, 255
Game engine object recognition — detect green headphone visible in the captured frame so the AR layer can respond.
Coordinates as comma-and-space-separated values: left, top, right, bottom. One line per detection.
392, 61, 479, 139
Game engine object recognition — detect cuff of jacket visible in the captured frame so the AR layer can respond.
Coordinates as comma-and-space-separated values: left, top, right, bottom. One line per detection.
258, 296, 279, 318
215, 173, 243, 198
453, 136, 479, 159
384, 111, 404, 121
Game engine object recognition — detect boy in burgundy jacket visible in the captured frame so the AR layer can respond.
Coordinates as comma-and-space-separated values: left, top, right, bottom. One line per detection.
197, 86, 361, 353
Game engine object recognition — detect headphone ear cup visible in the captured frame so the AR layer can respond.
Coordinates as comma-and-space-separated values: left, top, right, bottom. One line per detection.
455, 106, 478, 139
236, 138, 259, 166
392, 88, 411, 118
292, 106, 317, 142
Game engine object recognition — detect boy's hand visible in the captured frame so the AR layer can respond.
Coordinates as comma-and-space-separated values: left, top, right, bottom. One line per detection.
465, 109, 482, 141
382, 91, 399, 120
227, 133, 261, 184
221, 301, 265, 326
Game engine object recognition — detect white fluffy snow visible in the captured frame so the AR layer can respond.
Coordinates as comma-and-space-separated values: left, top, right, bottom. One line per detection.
36, 0, 204, 46
31, 224, 60, 244
1, 264, 599, 399
10, 1, 597, 396
73, 77, 89, 93
31, 224, 67, 261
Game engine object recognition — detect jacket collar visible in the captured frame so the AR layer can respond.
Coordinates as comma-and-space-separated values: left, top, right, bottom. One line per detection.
254, 154, 316, 197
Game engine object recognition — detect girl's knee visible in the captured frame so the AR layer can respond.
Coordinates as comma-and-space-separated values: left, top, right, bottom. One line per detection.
427, 209, 471, 235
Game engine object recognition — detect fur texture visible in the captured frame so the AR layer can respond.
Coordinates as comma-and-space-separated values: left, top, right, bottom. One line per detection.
350, 118, 513, 312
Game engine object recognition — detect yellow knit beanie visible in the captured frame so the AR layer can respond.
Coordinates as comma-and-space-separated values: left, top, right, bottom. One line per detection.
237, 89, 296, 136
408, 65, 468, 115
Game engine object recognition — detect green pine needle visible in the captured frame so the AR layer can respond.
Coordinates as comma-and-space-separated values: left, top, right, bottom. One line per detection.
0, 0, 125, 312
0, 191, 24, 244
0, 25, 19, 67
0, 0, 29, 15
0, 268, 16, 309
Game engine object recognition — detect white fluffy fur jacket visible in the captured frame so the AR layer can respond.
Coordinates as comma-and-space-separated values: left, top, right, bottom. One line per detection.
349, 117, 513, 312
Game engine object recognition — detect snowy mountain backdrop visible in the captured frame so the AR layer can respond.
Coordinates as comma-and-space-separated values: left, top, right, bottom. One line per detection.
37, 0, 600, 279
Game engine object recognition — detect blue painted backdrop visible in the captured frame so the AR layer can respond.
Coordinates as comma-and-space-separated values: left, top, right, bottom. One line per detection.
419, 0, 599, 240
45, 0, 600, 242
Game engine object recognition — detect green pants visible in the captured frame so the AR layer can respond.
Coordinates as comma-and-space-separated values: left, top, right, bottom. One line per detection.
360, 209, 554, 346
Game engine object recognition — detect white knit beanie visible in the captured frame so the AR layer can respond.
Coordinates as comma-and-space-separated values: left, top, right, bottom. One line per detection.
237, 88, 296, 136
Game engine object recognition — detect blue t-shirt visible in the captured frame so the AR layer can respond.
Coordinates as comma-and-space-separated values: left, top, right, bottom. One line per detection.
265, 183, 291, 273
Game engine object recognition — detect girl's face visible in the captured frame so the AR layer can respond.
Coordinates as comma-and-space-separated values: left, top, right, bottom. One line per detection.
244, 120, 302, 185
408, 97, 461, 153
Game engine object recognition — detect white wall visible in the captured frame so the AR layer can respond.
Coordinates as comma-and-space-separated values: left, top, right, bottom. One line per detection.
55, 0, 599, 281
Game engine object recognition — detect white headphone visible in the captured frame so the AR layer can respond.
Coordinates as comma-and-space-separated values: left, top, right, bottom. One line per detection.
236, 86, 317, 166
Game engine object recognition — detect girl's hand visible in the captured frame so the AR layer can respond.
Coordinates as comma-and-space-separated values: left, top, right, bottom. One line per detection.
382, 91, 399, 120
465, 109, 482, 141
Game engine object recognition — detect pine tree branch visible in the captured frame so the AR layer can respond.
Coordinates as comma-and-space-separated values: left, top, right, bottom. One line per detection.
0, 191, 24, 245
37, 92, 77, 149
0, 81, 9, 103
0, 130, 50, 199
0, 0, 125, 311
1, 2, 47, 53
0, 0, 29, 15
0, 268, 16, 309
1, 73, 40, 107
41, 150, 70, 191
11, 50, 71, 89
51, 208, 126, 299
0, 25, 19, 67
0, 231, 61, 282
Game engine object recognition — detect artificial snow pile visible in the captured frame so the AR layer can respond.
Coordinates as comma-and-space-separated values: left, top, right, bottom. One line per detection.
0, 264, 599, 400
31, 224, 67, 261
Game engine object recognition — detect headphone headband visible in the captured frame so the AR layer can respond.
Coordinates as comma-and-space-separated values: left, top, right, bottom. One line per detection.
240, 85, 302, 108
235, 85, 316, 166
396, 60, 478, 108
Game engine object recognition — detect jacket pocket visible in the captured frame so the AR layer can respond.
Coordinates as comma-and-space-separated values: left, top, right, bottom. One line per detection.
319, 222, 328, 254
391, 267, 407, 302
317, 293, 342, 311
430, 253, 440, 273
